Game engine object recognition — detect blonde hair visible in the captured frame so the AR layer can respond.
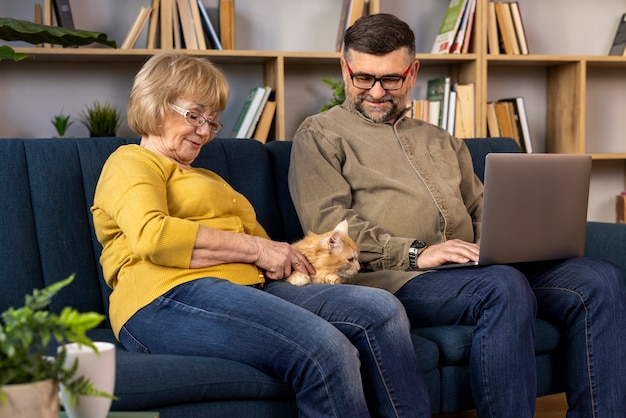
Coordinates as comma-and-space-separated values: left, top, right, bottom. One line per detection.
127, 52, 229, 136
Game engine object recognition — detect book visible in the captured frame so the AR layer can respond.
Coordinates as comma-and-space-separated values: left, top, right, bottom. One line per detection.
347, 0, 366, 28
411, 99, 429, 122
428, 100, 441, 126
335, 0, 353, 52
509, 2, 529, 55
219, 0, 235, 50
172, 0, 182, 49
52, 0, 74, 28
146, 0, 161, 49
609, 13, 626, 56
252, 100, 276, 143
34, 3, 43, 47
494, 1, 516, 54
366, 0, 380, 14
617, 193, 626, 223
450, 0, 473, 54
499, 97, 532, 152
230, 87, 269, 138
120, 6, 153, 49
160, 0, 174, 49
245, 86, 272, 138
189, 0, 207, 49
176, 0, 199, 49
461, 0, 476, 53
426, 76, 451, 129
335, 0, 366, 52
487, 2, 500, 55
431, 0, 468, 54
494, 101, 521, 148
446, 89, 457, 135
197, 0, 222, 49
501, 2, 520, 54
453, 82, 475, 138
486, 102, 501, 137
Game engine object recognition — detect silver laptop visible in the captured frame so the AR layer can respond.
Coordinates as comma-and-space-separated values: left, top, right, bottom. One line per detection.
415, 153, 592, 270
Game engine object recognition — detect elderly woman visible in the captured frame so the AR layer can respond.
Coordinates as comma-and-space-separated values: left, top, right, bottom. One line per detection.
90, 52, 430, 418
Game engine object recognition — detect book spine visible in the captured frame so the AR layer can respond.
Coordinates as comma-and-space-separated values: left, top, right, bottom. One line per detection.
231, 88, 258, 138
197, 0, 223, 50
52, 0, 74, 28
219, 0, 235, 50
609, 13, 626, 56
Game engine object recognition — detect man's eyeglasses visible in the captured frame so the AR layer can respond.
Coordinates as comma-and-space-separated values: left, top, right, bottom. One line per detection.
171, 104, 222, 135
346, 62, 412, 91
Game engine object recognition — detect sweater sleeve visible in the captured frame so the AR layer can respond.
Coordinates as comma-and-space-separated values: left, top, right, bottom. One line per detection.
92, 146, 198, 269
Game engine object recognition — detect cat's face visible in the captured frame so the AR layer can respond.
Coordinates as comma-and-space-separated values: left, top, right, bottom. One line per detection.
325, 228, 360, 279
292, 220, 360, 283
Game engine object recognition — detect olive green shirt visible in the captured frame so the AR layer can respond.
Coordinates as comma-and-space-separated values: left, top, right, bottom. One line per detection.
288, 101, 484, 293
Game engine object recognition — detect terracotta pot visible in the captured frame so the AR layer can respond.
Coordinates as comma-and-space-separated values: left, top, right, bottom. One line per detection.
0, 379, 59, 418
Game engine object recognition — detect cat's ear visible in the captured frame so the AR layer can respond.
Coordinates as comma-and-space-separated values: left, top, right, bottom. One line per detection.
328, 233, 345, 253
334, 220, 349, 235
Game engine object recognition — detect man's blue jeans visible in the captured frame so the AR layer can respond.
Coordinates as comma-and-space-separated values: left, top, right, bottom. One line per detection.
394, 257, 626, 418
119, 278, 431, 418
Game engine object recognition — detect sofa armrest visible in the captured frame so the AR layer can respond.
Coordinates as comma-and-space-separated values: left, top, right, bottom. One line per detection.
585, 221, 626, 281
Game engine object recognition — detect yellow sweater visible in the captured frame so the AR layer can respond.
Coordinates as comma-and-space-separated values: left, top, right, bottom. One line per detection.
91, 145, 268, 337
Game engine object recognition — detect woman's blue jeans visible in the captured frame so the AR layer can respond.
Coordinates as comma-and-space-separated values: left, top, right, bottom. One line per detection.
394, 257, 626, 418
119, 278, 431, 418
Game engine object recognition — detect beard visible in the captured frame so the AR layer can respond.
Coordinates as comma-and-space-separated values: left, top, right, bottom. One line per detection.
352, 90, 409, 123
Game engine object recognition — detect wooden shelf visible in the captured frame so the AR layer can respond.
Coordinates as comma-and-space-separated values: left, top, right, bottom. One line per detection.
2, 0, 626, 221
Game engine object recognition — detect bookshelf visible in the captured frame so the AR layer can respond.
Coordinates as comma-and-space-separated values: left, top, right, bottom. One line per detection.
1, 0, 625, 222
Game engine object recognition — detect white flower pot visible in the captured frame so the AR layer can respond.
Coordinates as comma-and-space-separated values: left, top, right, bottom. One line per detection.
0, 379, 59, 418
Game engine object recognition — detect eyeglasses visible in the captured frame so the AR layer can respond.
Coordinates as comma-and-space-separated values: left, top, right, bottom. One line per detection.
346, 62, 412, 90
171, 104, 222, 135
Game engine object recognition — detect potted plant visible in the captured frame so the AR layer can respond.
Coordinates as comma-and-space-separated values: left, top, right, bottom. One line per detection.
0, 275, 112, 417
51, 111, 74, 137
320, 78, 346, 112
0, 18, 116, 62
79, 101, 122, 137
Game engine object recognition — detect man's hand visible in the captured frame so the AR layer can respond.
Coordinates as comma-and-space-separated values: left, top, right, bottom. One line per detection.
416, 239, 479, 269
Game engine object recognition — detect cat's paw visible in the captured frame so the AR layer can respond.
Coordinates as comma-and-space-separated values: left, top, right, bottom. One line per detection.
320, 275, 343, 285
285, 272, 311, 286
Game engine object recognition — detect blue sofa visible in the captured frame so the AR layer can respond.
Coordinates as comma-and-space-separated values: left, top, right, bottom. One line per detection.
1, 136, 625, 417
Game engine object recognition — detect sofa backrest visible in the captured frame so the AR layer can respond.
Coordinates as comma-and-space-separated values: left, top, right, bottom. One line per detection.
0, 136, 519, 320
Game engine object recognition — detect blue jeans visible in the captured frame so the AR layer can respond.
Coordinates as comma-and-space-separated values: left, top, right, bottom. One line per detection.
119, 278, 430, 418
394, 257, 626, 418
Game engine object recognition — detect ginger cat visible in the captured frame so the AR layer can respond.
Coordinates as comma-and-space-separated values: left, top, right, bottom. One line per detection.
286, 220, 360, 286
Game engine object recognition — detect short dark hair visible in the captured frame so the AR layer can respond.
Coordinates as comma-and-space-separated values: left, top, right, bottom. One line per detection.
343, 13, 416, 58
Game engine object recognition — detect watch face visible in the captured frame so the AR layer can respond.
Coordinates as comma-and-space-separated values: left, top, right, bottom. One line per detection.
413, 240, 427, 249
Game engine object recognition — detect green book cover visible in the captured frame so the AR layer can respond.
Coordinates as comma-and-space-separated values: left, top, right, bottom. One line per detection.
431, 0, 468, 53
426, 76, 451, 128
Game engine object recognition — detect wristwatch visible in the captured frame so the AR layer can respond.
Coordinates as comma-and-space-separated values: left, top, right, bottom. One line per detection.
408, 240, 428, 269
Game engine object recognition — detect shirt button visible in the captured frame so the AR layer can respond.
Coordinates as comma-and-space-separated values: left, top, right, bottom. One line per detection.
232, 198, 237, 204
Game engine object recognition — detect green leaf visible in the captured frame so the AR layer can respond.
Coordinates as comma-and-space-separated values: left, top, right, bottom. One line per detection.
0, 45, 30, 61
0, 18, 116, 49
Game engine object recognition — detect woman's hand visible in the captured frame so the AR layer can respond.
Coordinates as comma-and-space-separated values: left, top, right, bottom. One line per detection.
252, 237, 315, 280
190, 225, 315, 279
416, 239, 479, 269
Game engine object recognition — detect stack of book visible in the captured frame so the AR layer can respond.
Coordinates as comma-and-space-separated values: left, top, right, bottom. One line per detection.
120, 0, 234, 50
39, 0, 234, 50
410, 77, 475, 139
335, 0, 380, 52
486, 97, 532, 153
431, 0, 476, 54
487, 1, 529, 55
230, 86, 276, 143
